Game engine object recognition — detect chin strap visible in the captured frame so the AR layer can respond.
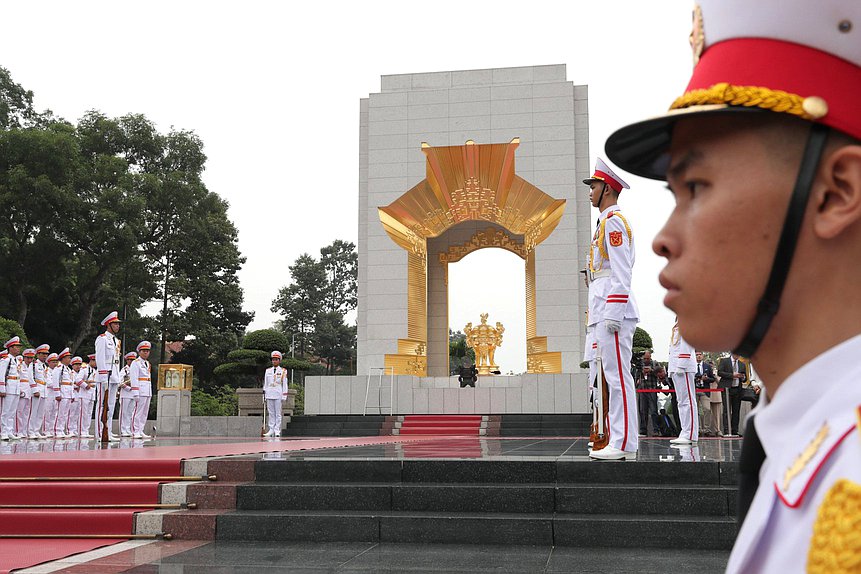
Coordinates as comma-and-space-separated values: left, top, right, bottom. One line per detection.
733, 123, 830, 358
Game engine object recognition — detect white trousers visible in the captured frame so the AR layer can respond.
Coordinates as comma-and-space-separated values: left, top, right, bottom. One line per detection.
133, 396, 150, 436
67, 398, 83, 436
1, 392, 20, 436
94, 383, 118, 438
43, 398, 56, 434
595, 319, 639, 453
78, 397, 94, 436
266, 398, 282, 435
29, 396, 47, 435
51, 398, 70, 435
119, 398, 136, 435
672, 372, 699, 442
16, 397, 31, 437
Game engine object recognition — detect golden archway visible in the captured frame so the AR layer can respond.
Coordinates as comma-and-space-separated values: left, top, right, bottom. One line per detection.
378, 139, 565, 376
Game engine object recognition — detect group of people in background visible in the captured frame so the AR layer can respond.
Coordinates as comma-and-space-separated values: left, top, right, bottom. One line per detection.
0, 310, 154, 442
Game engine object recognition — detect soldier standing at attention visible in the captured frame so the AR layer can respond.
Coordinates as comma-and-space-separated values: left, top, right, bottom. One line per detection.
118, 351, 137, 437
668, 318, 698, 445
263, 351, 289, 438
30, 344, 50, 439
16, 348, 36, 439
130, 341, 153, 439
95, 311, 122, 442
0, 337, 23, 440
78, 354, 97, 438
605, 1, 861, 570
583, 158, 640, 460
50, 348, 73, 438
42, 352, 58, 437
66, 356, 84, 437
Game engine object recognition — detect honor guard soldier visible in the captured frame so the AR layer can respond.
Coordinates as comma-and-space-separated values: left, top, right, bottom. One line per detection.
43, 352, 58, 437
77, 354, 97, 438
583, 159, 640, 460
30, 344, 50, 439
118, 351, 137, 436
668, 318, 698, 445
263, 351, 289, 437
15, 348, 36, 439
130, 341, 152, 439
95, 311, 122, 442
66, 356, 84, 437
50, 348, 73, 438
0, 337, 24, 440
605, 1, 861, 570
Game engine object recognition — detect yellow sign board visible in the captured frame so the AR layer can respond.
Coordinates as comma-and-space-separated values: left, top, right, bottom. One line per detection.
158, 364, 193, 391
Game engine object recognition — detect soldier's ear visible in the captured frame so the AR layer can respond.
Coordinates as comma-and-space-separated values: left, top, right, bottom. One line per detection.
811, 143, 861, 240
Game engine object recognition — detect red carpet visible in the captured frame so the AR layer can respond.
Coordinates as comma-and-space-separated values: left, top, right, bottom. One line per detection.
399, 415, 484, 436
0, 539, 125, 574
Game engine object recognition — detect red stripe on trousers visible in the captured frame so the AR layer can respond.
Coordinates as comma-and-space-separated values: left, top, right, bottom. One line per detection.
131, 401, 138, 434
685, 373, 694, 440
614, 331, 629, 451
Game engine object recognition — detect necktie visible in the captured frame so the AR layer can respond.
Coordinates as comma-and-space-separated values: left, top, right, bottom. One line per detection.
737, 416, 766, 529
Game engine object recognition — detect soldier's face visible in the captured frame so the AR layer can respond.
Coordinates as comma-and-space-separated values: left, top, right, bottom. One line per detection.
654, 115, 799, 352
589, 182, 603, 207
37, 353, 47, 362
272, 358, 281, 367
109, 322, 121, 334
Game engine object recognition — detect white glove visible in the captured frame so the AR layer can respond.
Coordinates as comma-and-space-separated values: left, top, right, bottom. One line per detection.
604, 319, 622, 333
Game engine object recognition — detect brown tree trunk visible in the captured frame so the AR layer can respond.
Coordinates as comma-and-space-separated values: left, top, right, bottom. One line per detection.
15, 287, 28, 328
69, 267, 109, 353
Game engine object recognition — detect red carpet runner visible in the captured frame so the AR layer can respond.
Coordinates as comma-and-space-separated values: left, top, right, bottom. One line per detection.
0, 457, 179, 574
398, 415, 484, 436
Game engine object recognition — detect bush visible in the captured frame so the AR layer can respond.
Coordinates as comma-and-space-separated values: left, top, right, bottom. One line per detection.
290, 383, 304, 415
190, 385, 238, 416
242, 329, 290, 354
0, 317, 30, 348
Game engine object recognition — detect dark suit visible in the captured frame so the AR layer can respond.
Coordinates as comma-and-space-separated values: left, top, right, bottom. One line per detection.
717, 356, 747, 435
695, 361, 716, 434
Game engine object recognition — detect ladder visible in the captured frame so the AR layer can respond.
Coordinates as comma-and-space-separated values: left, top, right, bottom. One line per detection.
363, 367, 394, 415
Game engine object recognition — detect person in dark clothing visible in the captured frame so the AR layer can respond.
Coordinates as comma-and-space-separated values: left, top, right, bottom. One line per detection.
717, 353, 747, 435
637, 351, 660, 436
457, 364, 478, 388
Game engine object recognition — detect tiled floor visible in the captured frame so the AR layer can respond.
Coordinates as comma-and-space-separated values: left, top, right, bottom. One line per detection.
49, 541, 729, 573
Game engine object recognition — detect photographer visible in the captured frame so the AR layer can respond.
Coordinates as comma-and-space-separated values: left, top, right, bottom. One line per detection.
457, 364, 478, 388
636, 350, 659, 436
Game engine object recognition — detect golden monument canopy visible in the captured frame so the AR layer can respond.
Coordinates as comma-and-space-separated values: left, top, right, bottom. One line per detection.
376, 138, 566, 377
378, 139, 566, 254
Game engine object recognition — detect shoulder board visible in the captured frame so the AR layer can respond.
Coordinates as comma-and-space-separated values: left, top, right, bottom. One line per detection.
99, 333, 106, 337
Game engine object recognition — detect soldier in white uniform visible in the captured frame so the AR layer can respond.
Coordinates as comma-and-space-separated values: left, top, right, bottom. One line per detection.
583, 159, 640, 460
94, 311, 122, 442
77, 354, 97, 438
130, 341, 152, 439
66, 356, 84, 437
42, 352, 58, 437
15, 348, 36, 439
0, 337, 24, 440
263, 351, 289, 437
118, 351, 137, 436
668, 318, 698, 445
50, 348, 73, 438
605, 1, 861, 570
30, 344, 50, 439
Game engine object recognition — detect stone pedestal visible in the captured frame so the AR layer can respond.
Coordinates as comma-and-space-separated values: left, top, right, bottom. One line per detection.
156, 389, 191, 436
237, 388, 297, 417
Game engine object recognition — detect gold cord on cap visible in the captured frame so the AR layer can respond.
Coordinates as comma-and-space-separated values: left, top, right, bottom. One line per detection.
671, 83, 829, 120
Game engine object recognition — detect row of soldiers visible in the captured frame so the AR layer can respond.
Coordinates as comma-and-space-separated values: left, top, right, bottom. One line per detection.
0, 311, 154, 441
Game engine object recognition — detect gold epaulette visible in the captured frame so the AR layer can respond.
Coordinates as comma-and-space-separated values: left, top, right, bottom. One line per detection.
595, 211, 634, 262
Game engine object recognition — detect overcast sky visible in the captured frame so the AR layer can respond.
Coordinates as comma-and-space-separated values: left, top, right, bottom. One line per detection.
3, 1, 695, 363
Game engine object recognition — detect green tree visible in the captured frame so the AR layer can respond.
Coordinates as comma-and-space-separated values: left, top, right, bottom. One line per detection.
0, 65, 53, 129
633, 327, 653, 354
319, 240, 357, 314
213, 329, 312, 389
0, 317, 29, 348
311, 311, 356, 375
449, 329, 475, 375
270, 254, 325, 358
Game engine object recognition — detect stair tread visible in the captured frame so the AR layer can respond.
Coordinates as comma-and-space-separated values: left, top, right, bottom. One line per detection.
225, 509, 736, 522
243, 481, 733, 490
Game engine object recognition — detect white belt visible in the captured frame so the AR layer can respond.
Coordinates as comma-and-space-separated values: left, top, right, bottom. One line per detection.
589, 269, 611, 280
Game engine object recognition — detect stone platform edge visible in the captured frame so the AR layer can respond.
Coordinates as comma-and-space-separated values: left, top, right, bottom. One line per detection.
305, 373, 589, 415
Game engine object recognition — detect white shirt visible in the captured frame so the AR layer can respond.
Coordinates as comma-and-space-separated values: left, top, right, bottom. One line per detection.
727, 334, 861, 573
587, 205, 640, 325
263, 366, 289, 400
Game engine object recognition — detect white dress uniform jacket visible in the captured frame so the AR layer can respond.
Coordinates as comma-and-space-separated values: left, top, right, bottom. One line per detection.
727, 334, 861, 573
33, 360, 47, 397
130, 358, 152, 398
18, 359, 33, 399
0, 355, 20, 395
95, 331, 121, 384
263, 366, 289, 399
56, 364, 74, 399
587, 205, 640, 326
668, 326, 696, 374
119, 365, 135, 399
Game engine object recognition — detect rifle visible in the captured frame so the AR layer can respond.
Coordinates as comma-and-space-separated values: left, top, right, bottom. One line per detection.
589, 345, 610, 451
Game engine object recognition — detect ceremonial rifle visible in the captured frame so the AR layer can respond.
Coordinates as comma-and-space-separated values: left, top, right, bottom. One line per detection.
589, 344, 610, 451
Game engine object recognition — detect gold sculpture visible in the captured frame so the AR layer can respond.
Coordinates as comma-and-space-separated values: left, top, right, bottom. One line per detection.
464, 314, 505, 375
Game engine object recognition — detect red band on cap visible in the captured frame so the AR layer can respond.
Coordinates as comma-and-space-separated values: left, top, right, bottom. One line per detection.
687, 38, 861, 140
593, 170, 623, 193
